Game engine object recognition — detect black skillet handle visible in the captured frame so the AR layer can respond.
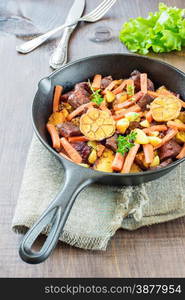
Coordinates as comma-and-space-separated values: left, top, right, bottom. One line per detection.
19, 166, 93, 264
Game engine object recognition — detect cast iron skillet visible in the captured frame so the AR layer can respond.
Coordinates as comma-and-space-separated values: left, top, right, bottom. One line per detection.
19, 54, 185, 264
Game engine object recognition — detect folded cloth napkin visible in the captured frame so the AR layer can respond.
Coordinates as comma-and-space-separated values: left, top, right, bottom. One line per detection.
12, 135, 185, 250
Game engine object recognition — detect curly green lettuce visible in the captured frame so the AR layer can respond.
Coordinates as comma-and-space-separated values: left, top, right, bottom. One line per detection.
119, 3, 185, 54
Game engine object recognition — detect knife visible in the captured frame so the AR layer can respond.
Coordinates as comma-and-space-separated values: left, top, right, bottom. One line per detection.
49, 0, 85, 69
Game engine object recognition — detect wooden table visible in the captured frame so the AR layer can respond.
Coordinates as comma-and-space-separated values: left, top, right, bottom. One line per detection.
1, 0, 185, 278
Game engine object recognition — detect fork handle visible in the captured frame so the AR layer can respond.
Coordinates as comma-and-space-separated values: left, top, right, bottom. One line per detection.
16, 20, 79, 54
49, 25, 76, 69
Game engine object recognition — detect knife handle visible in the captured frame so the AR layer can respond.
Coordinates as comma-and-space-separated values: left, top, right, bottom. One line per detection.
49, 26, 75, 69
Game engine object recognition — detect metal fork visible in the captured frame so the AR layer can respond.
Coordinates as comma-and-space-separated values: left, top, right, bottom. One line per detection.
16, 0, 117, 54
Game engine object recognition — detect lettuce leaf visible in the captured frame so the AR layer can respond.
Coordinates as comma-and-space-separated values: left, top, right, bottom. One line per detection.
119, 3, 185, 54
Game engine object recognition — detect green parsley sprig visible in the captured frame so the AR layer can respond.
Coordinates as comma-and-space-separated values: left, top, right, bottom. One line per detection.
88, 80, 104, 106
117, 132, 137, 155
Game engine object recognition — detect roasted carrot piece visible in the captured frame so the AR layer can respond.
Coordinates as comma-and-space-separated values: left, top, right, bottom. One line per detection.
59, 152, 72, 162
113, 104, 141, 120
102, 80, 118, 95
167, 121, 185, 131
145, 110, 153, 123
140, 73, 147, 94
155, 128, 178, 149
143, 144, 154, 164
53, 85, 63, 113
147, 91, 159, 98
121, 144, 140, 173
112, 80, 126, 95
143, 125, 168, 134
114, 91, 143, 110
60, 138, 82, 164
112, 152, 125, 172
176, 143, 185, 159
46, 123, 61, 149
92, 74, 102, 90
68, 136, 89, 143
67, 102, 95, 121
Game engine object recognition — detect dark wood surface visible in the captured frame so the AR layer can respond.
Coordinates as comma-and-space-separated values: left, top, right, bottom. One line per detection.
1, 0, 185, 278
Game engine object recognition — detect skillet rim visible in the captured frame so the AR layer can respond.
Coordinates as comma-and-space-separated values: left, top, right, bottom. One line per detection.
32, 53, 185, 178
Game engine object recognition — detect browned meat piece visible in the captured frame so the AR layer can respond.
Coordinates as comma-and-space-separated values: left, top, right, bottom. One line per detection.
129, 121, 142, 130
131, 70, 154, 92
137, 93, 154, 111
151, 158, 173, 170
135, 152, 148, 170
68, 82, 91, 109
71, 142, 91, 162
158, 140, 182, 161
58, 122, 81, 137
60, 91, 73, 102
100, 76, 113, 89
105, 134, 118, 152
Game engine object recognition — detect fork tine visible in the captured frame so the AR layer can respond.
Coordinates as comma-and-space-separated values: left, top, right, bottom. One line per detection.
85, 0, 117, 21
84, 0, 115, 19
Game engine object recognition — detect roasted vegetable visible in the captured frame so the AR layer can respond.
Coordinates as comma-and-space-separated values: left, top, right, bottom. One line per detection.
150, 155, 160, 167
116, 118, 129, 134
80, 108, 116, 141
88, 149, 97, 164
134, 129, 149, 144
140, 120, 150, 128
125, 112, 140, 122
176, 131, 185, 143
129, 163, 142, 173
48, 111, 66, 125
178, 112, 185, 123
148, 136, 162, 147
94, 149, 114, 172
150, 95, 181, 122
105, 90, 116, 103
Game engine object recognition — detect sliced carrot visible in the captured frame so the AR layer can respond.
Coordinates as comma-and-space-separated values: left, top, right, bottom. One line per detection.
176, 143, 185, 159
67, 102, 95, 121
155, 128, 178, 149
59, 152, 72, 162
145, 110, 153, 123
92, 74, 102, 90
68, 136, 89, 143
114, 91, 143, 110
60, 138, 82, 164
143, 125, 168, 134
143, 144, 154, 164
112, 80, 127, 95
112, 152, 125, 172
53, 85, 63, 113
167, 121, 185, 131
140, 73, 147, 94
46, 123, 60, 149
113, 104, 141, 120
121, 144, 140, 173
147, 91, 159, 98
102, 80, 118, 95
97, 144, 105, 157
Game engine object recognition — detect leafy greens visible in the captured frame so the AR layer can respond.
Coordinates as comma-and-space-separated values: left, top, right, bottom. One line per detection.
119, 3, 185, 54
117, 132, 137, 155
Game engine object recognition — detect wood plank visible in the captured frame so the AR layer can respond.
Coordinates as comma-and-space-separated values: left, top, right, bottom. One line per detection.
0, 0, 185, 278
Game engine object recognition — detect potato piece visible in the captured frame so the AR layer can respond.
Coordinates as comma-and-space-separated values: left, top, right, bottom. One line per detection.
178, 112, 185, 123
148, 131, 159, 137
87, 141, 97, 149
88, 149, 97, 164
140, 120, 150, 128
116, 118, 129, 134
134, 129, 149, 144
150, 95, 181, 122
48, 111, 66, 125
150, 155, 160, 167
176, 131, 185, 143
130, 163, 142, 173
105, 90, 116, 103
148, 136, 162, 147
94, 149, 114, 173
125, 112, 140, 122
116, 92, 128, 103
79, 163, 89, 168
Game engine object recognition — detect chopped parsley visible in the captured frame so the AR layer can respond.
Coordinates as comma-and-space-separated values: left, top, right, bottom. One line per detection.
127, 84, 135, 96
117, 131, 137, 155
88, 80, 104, 106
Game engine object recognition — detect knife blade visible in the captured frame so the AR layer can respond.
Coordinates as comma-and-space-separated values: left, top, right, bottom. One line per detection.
49, 0, 85, 69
